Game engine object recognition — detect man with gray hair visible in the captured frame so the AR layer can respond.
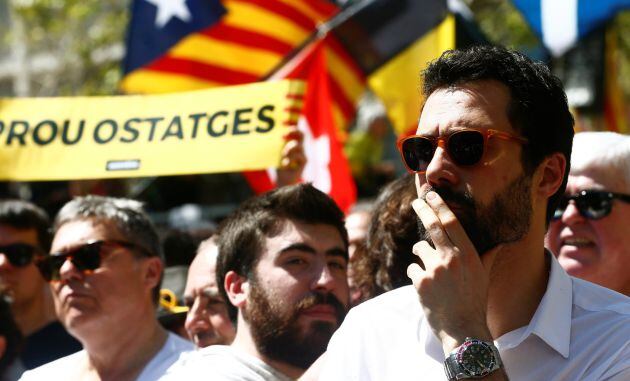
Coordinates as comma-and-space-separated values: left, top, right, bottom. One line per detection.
20, 195, 193, 381
547, 131, 630, 295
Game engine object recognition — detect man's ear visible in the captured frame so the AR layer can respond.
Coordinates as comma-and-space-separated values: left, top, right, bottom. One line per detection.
534, 152, 566, 199
225, 270, 249, 308
143, 257, 164, 292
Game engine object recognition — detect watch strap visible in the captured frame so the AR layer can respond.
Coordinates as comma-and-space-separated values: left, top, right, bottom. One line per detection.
444, 353, 462, 381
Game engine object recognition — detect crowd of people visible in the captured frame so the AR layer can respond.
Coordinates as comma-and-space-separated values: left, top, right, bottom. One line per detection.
0, 45, 629, 381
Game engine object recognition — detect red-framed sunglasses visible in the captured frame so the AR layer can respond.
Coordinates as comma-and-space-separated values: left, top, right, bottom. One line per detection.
397, 128, 528, 174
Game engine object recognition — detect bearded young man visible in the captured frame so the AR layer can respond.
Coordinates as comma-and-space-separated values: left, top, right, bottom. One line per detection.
319, 46, 630, 380
170, 184, 349, 380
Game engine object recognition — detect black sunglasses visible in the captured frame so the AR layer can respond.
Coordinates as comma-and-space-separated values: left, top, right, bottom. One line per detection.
0, 243, 41, 267
36, 239, 150, 282
397, 128, 528, 174
553, 190, 630, 221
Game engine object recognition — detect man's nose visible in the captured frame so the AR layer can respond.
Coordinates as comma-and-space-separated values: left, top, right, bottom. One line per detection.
58, 257, 83, 282
312, 263, 336, 293
424, 146, 458, 187
0, 253, 10, 269
185, 299, 211, 330
560, 201, 585, 225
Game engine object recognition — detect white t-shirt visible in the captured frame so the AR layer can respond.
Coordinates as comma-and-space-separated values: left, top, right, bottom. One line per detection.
165, 345, 294, 381
19, 332, 193, 381
320, 254, 630, 381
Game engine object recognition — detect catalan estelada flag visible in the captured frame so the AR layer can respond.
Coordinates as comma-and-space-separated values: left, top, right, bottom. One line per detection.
123, 0, 337, 90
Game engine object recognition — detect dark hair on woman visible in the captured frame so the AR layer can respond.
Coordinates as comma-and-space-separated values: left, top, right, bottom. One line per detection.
352, 175, 420, 301
423, 45, 574, 224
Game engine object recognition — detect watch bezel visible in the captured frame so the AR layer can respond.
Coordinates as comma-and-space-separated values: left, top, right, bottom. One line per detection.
455, 338, 497, 377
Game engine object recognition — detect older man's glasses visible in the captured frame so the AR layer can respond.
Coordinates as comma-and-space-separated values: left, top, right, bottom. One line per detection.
397, 128, 528, 174
36, 240, 149, 282
553, 190, 630, 221
0, 243, 41, 267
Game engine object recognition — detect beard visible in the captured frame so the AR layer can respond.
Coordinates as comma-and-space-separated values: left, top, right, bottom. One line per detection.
242, 277, 347, 370
418, 173, 532, 254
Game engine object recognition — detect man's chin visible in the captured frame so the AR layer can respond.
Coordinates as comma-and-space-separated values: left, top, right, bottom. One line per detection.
194, 333, 226, 347
557, 250, 598, 278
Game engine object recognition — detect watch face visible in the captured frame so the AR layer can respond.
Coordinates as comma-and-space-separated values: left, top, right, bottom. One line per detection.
456, 340, 496, 377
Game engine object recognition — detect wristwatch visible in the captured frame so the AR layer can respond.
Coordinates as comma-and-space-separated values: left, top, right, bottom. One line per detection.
444, 338, 502, 380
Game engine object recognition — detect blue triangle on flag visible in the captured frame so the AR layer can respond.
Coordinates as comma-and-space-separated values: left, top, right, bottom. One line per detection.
124, 0, 226, 74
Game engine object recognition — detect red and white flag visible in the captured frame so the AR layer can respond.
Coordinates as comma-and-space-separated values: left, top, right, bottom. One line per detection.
244, 41, 356, 213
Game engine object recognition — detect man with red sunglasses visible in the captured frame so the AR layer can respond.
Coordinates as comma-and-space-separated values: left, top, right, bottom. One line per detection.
0, 200, 81, 373
319, 46, 630, 380
547, 131, 630, 296
20, 196, 193, 381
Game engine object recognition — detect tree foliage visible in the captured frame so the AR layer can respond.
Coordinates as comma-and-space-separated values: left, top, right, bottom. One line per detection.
6, 0, 129, 96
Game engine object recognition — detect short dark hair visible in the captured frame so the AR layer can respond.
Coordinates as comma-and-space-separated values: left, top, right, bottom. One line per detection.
53, 195, 163, 305
0, 200, 52, 252
422, 45, 574, 224
216, 183, 348, 321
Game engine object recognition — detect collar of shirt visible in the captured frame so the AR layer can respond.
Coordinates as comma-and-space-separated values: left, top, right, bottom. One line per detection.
496, 253, 572, 358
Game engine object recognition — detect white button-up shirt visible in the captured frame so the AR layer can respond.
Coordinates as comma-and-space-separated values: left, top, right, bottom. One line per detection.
320, 255, 630, 380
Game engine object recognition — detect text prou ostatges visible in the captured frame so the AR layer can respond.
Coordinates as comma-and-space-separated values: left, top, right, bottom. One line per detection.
0, 106, 275, 146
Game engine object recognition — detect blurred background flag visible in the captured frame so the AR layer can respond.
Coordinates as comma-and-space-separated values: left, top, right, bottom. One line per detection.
604, 27, 628, 134
327, 0, 454, 135
512, 0, 630, 57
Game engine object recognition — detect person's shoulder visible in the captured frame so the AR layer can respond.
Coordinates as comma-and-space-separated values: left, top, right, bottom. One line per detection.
196, 344, 234, 359
164, 332, 195, 353
175, 345, 244, 370
569, 277, 630, 342
571, 277, 630, 316
18, 351, 85, 380
165, 346, 284, 381
350, 285, 421, 320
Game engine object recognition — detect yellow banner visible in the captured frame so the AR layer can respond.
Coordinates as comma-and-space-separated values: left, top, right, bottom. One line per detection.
0, 80, 304, 181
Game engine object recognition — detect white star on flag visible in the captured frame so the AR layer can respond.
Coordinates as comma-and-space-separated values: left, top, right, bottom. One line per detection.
145, 0, 192, 28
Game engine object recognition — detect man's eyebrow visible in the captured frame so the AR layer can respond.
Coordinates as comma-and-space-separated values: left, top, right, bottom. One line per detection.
279, 243, 317, 255
326, 247, 348, 261
279, 243, 348, 261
